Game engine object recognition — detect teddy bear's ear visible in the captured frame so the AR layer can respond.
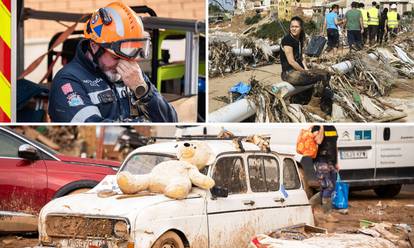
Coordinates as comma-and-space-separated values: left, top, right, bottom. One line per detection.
200, 142, 216, 165
206, 152, 216, 165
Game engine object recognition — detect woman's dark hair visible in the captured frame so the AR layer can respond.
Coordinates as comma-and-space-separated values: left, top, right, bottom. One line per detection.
290, 16, 305, 45
383, 7, 388, 13
331, 4, 339, 10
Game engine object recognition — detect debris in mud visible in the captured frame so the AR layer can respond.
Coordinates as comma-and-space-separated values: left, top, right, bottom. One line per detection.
250, 222, 412, 248
209, 34, 278, 77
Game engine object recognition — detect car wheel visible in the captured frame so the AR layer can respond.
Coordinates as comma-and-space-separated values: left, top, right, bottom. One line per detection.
67, 188, 90, 195
298, 167, 314, 199
152, 231, 184, 248
374, 184, 402, 198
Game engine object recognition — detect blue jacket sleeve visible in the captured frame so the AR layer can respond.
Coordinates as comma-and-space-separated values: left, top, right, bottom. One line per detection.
48, 73, 107, 122
134, 76, 178, 122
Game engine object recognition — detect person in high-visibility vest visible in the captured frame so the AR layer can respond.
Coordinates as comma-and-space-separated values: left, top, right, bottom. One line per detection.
367, 1, 380, 46
359, 2, 369, 45
386, 4, 400, 39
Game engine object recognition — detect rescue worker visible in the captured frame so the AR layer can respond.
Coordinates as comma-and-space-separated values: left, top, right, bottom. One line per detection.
312, 125, 339, 222
367, 1, 380, 46
280, 16, 333, 115
49, 2, 177, 122
359, 3, 369, 45
386, 4, 400, 39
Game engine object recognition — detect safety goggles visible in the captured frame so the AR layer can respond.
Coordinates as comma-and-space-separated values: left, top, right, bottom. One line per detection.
100, 38, 151, 60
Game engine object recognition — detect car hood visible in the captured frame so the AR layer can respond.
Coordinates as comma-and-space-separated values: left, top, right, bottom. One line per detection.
40, 175, 204, 219
55, 155, 120, 168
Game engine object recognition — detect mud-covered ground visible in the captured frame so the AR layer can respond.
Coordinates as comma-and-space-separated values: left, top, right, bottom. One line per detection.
1, 185, 413, 248
315, 185, 414, 233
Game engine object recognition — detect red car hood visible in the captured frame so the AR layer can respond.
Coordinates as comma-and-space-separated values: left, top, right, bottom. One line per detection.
55, 154, 120, 168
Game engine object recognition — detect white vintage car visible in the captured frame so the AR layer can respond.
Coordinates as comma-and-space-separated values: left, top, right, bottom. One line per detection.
38, 140, 314, 248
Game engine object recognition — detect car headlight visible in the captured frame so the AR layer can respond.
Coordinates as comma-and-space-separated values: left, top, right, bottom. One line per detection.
114, 220, 129, 239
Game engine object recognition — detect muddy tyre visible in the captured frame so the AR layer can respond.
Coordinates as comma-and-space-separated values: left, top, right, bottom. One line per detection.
298, 167, 314, 199
152, 231, 184, 248
374, 184, 402, 198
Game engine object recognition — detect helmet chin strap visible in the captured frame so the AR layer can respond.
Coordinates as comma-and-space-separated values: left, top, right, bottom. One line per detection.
87, 41, 106, 70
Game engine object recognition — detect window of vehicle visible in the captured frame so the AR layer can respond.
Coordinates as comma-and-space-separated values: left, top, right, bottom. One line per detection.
121, 153, 175, 174
212, 156, 247, 194
283, 158, 301, 190
0, 131, 25, 158
248, 155, 279, 192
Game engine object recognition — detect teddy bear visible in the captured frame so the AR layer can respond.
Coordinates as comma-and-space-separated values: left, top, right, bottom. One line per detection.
117, 141, 216, 199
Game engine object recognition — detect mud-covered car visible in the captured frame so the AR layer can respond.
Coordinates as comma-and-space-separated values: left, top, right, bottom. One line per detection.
38, 140, 314, 248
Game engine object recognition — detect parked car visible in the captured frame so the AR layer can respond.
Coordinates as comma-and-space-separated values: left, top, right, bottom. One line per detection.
38, 140, 313, 248
0, 127, 121, 231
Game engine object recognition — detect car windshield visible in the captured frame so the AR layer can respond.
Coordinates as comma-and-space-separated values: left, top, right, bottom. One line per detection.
121, 153, 176, 174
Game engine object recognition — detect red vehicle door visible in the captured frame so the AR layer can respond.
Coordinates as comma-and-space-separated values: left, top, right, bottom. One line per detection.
0, 130, 47, 214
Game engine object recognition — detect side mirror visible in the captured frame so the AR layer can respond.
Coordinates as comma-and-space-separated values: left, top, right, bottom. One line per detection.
210, 186, 229, 198
18, 144, 39, 161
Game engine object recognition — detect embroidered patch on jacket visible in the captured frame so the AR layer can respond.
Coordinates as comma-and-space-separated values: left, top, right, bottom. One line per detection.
67, 93, 84, 107
82, 78, 103, 87
61, 83, 74, 95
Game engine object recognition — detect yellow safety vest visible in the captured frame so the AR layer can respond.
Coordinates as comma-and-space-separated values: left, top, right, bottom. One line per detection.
367, 7, 379, 25
360, 8, 369, 27
387, 11, 398, 28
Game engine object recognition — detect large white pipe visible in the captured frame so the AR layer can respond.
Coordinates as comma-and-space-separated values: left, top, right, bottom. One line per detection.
231, 48, 253, 56
231, 45, 281, 57
209, 53, 379, 122
208, 99, 256, 122
270, 45, 281, 52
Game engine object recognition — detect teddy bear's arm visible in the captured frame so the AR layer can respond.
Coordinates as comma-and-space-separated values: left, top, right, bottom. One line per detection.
188, 167, 215, 190
117, 171, 151, 194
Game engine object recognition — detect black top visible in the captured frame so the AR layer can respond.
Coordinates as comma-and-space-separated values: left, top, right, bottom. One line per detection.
379, 11, 388, 27
280, 34, 304, 73
312, 125, 338, 164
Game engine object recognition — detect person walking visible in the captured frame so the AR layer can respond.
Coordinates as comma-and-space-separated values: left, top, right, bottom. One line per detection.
386, 4, 400, 39
312, 125, 340, 223
321, 4, 342, 55
367, 1, 380, 46
344, 2, 364, 50
378, 8, 388, 44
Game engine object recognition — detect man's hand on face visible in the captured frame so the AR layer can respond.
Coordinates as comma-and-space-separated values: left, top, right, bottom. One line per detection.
116, 60, 146, 89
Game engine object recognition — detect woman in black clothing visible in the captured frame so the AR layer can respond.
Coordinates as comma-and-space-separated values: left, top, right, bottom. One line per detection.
279, 16, 332, 114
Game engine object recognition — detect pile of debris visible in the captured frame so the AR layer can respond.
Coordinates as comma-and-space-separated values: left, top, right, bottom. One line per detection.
209, 35, 278, 77
250, 222, 413, 248
243, 34, 414, 122
12, 126, 84, 156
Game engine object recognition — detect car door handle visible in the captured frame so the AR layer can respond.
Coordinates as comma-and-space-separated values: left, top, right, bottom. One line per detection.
274, 198, 285, 203
243, 200, 255, 206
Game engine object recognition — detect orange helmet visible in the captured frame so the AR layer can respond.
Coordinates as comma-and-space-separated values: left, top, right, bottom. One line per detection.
84, 1, 150, 60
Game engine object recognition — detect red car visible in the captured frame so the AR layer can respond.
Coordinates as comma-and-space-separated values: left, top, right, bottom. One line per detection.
0, 127, 120, 231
